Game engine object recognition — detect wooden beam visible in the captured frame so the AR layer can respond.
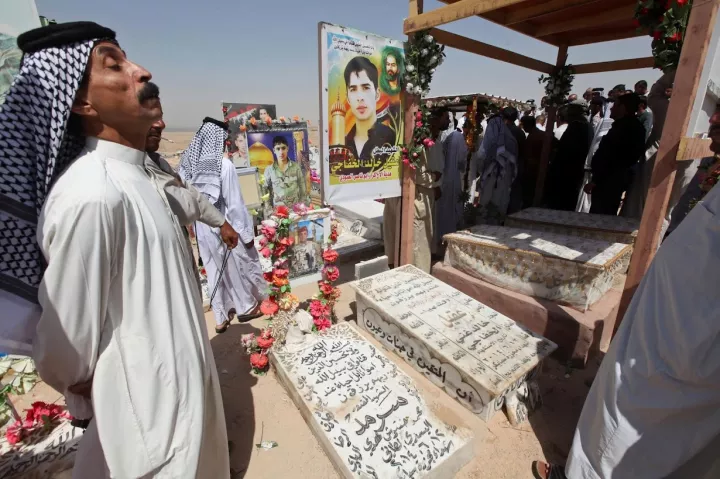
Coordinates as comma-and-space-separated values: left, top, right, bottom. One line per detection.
534, 44, 567, 206
535, 4, 636, 37
569, 29, 644, 46
614, 0, 720, 337
429, 28, 555, 73
677, 136, 714, 162
404, 0, 526, 34
572, 57, 655, 74
399, 0, 423, 267
504, 0, 598, 25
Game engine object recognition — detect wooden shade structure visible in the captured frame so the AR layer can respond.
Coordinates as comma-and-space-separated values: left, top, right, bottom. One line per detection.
399, 0, 720, 337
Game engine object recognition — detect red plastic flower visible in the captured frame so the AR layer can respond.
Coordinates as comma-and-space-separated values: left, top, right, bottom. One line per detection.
260, 299, 279, 316
279, 237, 294, 247
275, 205, 290, 218
250, 117, 258, 127
668, 32, 682, 42
322, 248, 339, 264
256, 335, 274, 349
263, 271, 274, 282
329, 230, 338, 242
272, 275, 289, 287
240, 124, 247, 132
275, 244, 287, 257
415, 121, 423, 128
323, 266, 340, 282
314, 317, 332, 331
260, 247, 272, 258
274, 268, 289, 279
293, 115, 300, 122
653, 30, 662, 40
309, 299, 330, 318
5, 422, 24, 446
319, 281, 335, 296
261, 225, 276, 239
265, 117, 273, 126
677, 0, 688, 5
250, 353, 269, 370
258, 236, 268, 247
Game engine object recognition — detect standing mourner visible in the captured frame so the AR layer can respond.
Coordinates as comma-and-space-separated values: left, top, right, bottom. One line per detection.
531, 103, 720, 479
585, 93, 646, 215
434, 116, 468, 250
179, 118, 267, 333
0, 22, 230, 477
520, 115, 545, 208
577, 96, 614, 212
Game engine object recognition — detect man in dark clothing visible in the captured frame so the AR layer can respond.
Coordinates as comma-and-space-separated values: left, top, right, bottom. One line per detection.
544, 104, 592, 211
520, 115, 545, 208
585, 93, 646, 215
503, 107, 526, 214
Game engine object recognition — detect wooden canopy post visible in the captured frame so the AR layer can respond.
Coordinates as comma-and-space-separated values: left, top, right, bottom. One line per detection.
613, 0, 720, 337
398, 0, 424, 266
533, 44, 567, 206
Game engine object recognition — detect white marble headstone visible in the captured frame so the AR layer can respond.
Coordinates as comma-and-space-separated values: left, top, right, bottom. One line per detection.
271, 323, 474, 479
350, 265, 557, 423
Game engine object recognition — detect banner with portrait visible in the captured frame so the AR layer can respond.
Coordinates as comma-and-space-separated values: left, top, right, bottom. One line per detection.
222, 102, 277, 168
245, 123, 313, 213
318, 23, 404, 203
0, 0, 41, 104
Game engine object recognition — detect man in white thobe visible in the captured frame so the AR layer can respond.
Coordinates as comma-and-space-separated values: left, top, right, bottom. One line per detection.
179, 118, 267, 333
532, 108, 720, 479
0, 22, 230, 478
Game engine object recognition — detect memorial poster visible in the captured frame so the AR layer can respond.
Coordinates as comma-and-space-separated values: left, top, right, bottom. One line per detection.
0, 0, 41, 104
319, 22, 403, 203
222, 102, 277, 168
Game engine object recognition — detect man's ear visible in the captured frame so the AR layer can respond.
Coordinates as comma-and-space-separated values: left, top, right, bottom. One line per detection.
71, 91, 97, 118
375, 89, 380, 102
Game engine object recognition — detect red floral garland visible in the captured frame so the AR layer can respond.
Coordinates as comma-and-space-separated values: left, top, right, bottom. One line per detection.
309, 216, 341, 331
5, 402, 70, 446
634, 0, 692, 72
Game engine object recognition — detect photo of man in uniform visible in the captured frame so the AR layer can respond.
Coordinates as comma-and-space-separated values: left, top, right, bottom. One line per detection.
230, 132, 249, 167
264, 135, 308, 207
343, 56, 395, 161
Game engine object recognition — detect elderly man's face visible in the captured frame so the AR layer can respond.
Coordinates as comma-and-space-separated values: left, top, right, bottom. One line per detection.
73, 41, 160, 134
146, 117, 165, 153
385, 55, 398, 80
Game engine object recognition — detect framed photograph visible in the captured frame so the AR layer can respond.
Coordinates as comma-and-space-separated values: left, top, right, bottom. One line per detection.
318, 22, 404, 203
222, 102, 278, 168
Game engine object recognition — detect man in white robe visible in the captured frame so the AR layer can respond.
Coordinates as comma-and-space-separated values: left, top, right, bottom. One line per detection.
0, 22, 229, 478
145, 115, 239, 295
179, 118, 267, 333
532, 109, 720, 479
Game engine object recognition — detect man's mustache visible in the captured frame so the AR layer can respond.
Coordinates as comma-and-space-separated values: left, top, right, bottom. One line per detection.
138, 82, 160, 103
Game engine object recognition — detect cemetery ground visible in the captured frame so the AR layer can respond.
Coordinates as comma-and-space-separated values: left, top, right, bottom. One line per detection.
10, 254, 604, 479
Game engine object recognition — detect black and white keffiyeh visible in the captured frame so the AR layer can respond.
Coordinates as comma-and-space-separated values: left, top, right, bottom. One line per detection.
178, 118, 228, 206
0, 41, 96, 304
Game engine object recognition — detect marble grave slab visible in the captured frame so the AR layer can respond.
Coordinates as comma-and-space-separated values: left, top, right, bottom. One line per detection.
350, 265, 558, 424
271, 323, 475, 479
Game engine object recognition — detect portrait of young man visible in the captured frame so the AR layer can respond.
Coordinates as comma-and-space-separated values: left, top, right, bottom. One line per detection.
263, 135, 308, 207
343, 56, 395, 161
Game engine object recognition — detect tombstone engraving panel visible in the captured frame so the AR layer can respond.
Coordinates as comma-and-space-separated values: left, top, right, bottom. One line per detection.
271, 323, 474, 479
350, 265, 558, 424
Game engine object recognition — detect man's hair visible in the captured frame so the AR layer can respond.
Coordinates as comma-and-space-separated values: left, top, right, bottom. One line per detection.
501, 107, 519, 122
635, 80, 648, 89
273, 136, 289, 147
617, 92, 641, 114
520, 116, 536, 130
638, 95, 648, 108
430, 107, 449, 120
536, 114, 546, 124
344, 56, 379, 90
557, 106, 569, 123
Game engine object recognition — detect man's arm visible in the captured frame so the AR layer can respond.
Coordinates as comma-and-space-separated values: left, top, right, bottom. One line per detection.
34, 198, 114, 420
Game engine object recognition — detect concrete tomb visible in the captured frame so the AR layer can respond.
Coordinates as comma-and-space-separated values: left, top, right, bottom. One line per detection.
350, 265, 557, 425
271, 323, 475, 479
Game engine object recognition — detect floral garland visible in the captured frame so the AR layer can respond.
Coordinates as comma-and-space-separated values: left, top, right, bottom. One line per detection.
538, 62, 575, 108
241, 204, 341, 374
309, 214, 341, 331
401, 30, 445, 169
5, 402, 70, 446
634, 0, 692, 72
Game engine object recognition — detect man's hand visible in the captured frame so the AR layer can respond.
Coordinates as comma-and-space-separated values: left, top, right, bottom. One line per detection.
68, 378, 93, 399
220, 222, 239, 249
584, 183, 595, 194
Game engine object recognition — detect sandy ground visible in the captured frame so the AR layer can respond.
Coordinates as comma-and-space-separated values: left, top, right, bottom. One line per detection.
11, 255, 601, 479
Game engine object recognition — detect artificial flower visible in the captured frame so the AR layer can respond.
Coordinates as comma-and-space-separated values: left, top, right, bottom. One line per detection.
313, 317, 332, 331
279, 116, 287, 123
319, 281, 336, 296
272, 276, 289, 287
250, 352, 269, 370
250, 209, 258, 216
279, 236, 294, 247
260, 247, 272, 258
274, 268, 289, 279
260, 299, 279, 316
261, 193, 270, 202
329, 229, 338, 243
309, 299, 330, 318
241, 333, 256, 350
274, 244, 288, 257
275, 205, 290, 218
668, 32, 682, 42
279, 293, 300, 311
322, 248, 339, 264
256, 335, 274, 350
292, 203, 309, 216
260, 224, 277, 239
259, 236, 268, 247
200, 267, 207, 277
265, 117, 273, 126
416, 121, 423, 128
250, 117, 257, 127
323, 265, 340, 282
403, 158, 410, 165
293, 115, 300, 121
653, 30, 662, 40
240, 124, 247, 132
5, 422, 24, 446
415, 111, 422, 121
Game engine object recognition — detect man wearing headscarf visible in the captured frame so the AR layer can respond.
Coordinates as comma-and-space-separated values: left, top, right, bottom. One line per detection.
577, 96, 614, 212
469, 112, 519, 224
179, 118, 267, 333
144, 113, 240, 296
434, 111, 468, 251
0, 22, 229, 477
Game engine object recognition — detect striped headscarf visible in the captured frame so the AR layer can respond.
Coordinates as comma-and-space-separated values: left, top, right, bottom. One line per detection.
178, 117, 229, 207
0, 22, 115, 353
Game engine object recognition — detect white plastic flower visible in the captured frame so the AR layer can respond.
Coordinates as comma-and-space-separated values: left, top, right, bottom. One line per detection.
425, 35, 434, 43
421, 48, 429, 56
406, 83, 415, 92
415, 86, 423, 94
429, 68, 435, 74
430, 55, 438, 65
407, 64, 415, 72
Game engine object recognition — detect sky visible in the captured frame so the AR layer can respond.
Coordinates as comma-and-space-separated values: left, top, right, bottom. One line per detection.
35, 0, 661, 130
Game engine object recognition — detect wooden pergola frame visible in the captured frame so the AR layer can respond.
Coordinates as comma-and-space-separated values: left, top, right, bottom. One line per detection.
399, 0, 719, 337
